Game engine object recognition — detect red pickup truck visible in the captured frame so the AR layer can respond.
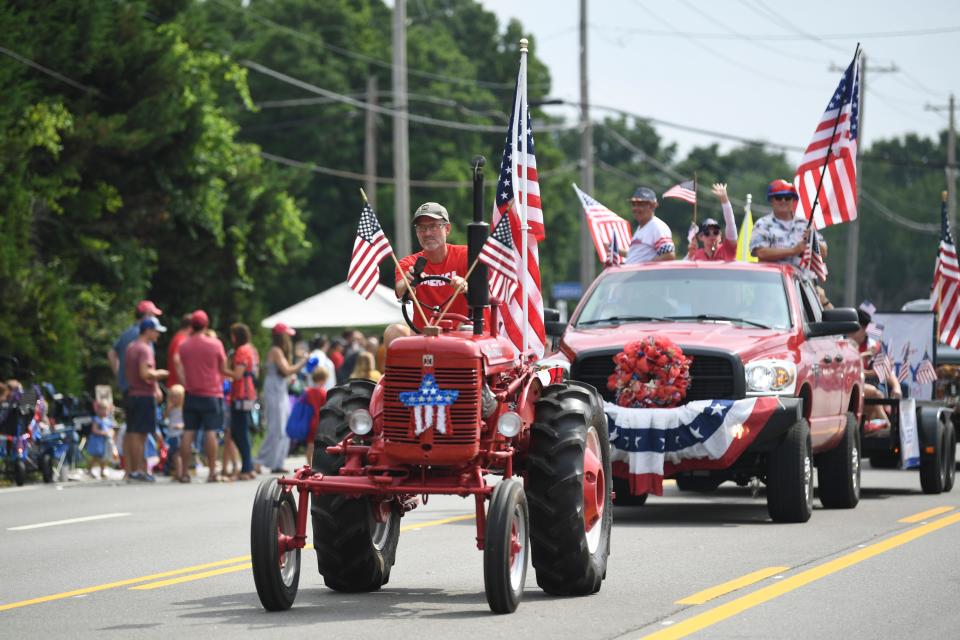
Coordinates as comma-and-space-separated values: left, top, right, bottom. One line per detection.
549, 261, 864, 522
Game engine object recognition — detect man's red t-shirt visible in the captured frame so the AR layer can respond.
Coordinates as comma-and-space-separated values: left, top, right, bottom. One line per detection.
396, 245, 469, 329
179, 333, 227, 398
304, 386, 328, 443
691, 238, 738, 261
125, 339, 158, 397
230, 343, 259, 402
165, 329, 189, 387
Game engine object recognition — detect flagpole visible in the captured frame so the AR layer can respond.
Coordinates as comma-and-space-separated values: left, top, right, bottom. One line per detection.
693, 172, 698, 223
519, 38, 530, 355
360, 188, 431, 327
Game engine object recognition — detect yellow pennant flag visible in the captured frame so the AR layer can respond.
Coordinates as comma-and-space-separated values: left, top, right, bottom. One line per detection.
736, 194, 758, 263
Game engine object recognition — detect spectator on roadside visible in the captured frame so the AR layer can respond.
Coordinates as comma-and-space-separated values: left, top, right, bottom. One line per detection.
750, 179, 828, 268
165, 384, 185, 481
176, 310, 232, 483
303, 368, 330, 465
165, 314, 192, 388
349, 352, 381, 383
686, 184, 739, 261
0, 382, 9, 403
87, 400, 117, 479
338, 330, 366, 381
308, 334, 337, 391
228, 323, 259, 481
625, 187, 675, 264
328, 339, 345, 377
123, 317, 168, 482
108, 300, 162, 401
255, 323, 306, 474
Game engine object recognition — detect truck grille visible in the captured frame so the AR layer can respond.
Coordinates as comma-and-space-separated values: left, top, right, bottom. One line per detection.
383, 366, 481, 444
571, 348, 743, 401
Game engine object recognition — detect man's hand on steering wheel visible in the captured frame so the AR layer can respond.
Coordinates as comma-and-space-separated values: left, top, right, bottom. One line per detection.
400, 273, 471, 333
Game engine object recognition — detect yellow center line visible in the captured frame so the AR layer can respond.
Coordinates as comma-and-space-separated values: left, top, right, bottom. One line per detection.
401, 513, 474, 531
898, 505, 955, 523
131, 563, 253, 590
675, 567, 789, 605
640, 512, 960, 640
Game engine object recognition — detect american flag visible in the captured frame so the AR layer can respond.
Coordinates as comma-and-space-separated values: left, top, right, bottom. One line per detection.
795, 50, 860, 229
800, 228, 828, 282
348, 202, 393, 299
916, 355, 938, 385
871, 352, 893, 382
479, 213, 519, 302
572, 183, 631, 264
866, 322, 883, 342
897, 362, 911, 383
605, 232, 622, 267
859, 300, 877, 315
663, 180, 697, 205
933, 198, 960, 347
492, 56, 546, 357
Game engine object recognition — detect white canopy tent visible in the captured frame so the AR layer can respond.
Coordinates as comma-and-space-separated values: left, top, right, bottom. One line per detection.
261, 281, 404, 329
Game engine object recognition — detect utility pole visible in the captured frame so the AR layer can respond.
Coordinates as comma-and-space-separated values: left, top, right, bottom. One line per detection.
392, 0, 411, 256
926, 94, 957, 233
364, 75, 378, 210
836, 54, 897, 306
579, 0, 595, 290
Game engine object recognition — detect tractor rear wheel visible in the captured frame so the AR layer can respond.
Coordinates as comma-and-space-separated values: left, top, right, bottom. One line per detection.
311, 380, 400, 592
527, 382, 612, 596
250, 478, 300, 611
484, 479, 529, 614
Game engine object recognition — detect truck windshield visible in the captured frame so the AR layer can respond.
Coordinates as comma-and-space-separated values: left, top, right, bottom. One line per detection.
575, 269, 792, 330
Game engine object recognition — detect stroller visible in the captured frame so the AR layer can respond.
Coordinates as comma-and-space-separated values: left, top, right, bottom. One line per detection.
0, 384, 42, 487
34, 383, 85, 482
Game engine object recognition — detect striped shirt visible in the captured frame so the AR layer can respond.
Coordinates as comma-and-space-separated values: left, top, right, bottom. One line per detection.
626, 216, 674, 264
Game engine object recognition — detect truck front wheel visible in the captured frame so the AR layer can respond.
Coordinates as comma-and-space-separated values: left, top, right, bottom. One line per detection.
766, 419, 813, 523
817, 412, 861, 509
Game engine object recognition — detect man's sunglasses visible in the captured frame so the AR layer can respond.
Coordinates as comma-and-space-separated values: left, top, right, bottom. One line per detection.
700, 228, 721, 237
771, 195, 797, 202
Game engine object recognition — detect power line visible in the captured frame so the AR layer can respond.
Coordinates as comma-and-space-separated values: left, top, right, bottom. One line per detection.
0, 46, 103, 96
255, 92, 508, 121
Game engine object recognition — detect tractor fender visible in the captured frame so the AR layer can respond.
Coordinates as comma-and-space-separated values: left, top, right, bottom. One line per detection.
916, 404, 948, 460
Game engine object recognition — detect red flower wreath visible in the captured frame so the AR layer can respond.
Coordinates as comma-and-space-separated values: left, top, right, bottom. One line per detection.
607, 336, 692, 408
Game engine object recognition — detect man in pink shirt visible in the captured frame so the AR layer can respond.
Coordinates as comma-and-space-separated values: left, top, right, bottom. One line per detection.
124, 317, 169, 482
175, 309, 233, 482
165, 313, 192, 388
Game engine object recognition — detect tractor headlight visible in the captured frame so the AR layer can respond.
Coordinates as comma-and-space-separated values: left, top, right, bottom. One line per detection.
348, 409, 373, 436
497, 411, 522, 438
745, 359, 796, 395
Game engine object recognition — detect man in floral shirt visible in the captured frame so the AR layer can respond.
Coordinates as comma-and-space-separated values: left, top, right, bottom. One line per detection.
750, 179, 827, 268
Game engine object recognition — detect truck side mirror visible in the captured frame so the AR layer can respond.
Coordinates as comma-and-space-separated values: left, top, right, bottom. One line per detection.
543, 307, 560, 322
545, 320, 567, 338
807, 307, 860, 338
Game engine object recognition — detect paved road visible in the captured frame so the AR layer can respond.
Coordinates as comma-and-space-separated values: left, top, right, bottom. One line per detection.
1, 456, 959, 639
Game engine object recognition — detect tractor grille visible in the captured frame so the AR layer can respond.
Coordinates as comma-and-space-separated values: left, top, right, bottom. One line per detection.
383, 366, 481, 444
571, 349, 743, 402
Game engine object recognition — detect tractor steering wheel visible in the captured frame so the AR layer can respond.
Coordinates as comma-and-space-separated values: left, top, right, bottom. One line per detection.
401, 274, 471, 334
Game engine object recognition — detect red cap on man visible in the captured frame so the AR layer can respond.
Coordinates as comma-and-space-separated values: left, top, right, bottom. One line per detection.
136, 300, 163, 316
190, 309, 209, 330
766, 179, 798, 201
272, 322, 296, 336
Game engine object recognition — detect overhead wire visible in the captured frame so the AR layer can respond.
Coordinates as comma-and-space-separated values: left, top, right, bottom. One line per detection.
0, 45, 104, 96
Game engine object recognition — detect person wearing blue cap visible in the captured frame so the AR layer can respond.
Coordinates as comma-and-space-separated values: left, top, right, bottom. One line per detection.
625, 186, 675, 264
123, 316, 168, 482
749, 179, 828, 268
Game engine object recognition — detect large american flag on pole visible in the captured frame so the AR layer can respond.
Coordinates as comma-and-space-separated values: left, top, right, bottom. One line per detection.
933, 196, 960, 347
479, 213, 519, 303
492, 48, 546, 357
605, 397, 780, 496
795, 50, 861, 229
348, 202, 393, 299
572, 183, 631, 264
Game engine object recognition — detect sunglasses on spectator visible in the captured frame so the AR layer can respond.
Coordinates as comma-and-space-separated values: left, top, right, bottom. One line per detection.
771, 195, 797, 202
700, 228, 721, 237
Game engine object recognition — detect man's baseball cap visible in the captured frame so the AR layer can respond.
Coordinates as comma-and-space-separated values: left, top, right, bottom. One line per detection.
190, 309, 209, 329
272, 322, 296, 336
136, 300, 163, 316
413, 202, 450, 223
699, 217, 721, 231
139, 317, 167, 334
629, 187, 657, 202
766, 179, 798, 200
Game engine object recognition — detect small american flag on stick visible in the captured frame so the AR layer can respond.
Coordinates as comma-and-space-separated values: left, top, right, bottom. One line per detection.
663, 180, 697, 204
871, 352, 893, 382
348, 202, 393, 299
915, 355, 937, 385
801, 229, 828, 282
479, 213, 519, 302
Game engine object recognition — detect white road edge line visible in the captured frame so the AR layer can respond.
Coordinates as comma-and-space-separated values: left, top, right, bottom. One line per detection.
7, 512, 132, 531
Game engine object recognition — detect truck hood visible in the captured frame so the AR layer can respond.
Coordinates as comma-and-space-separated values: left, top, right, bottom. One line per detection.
561, 322, 797, 362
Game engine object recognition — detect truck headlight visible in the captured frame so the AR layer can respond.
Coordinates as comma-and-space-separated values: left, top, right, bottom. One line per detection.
348, 409, 373, 436
497, 411, 522, 438
745, 359, 796, 395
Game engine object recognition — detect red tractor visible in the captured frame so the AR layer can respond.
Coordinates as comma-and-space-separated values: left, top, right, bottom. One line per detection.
249, 157, 612, 614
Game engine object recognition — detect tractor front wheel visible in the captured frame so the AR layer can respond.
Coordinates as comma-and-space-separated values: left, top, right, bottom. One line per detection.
527, 382, 612, 596
250, 478, 301, 611
484, 479, 529, 614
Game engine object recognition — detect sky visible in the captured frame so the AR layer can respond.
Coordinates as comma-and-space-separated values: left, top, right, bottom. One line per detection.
477, 0, 959, 164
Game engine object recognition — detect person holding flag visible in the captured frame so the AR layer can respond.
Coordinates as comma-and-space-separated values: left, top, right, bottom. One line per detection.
625, 186, 675, 264
686, 183, 739, 261
749, 179, 827, 268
